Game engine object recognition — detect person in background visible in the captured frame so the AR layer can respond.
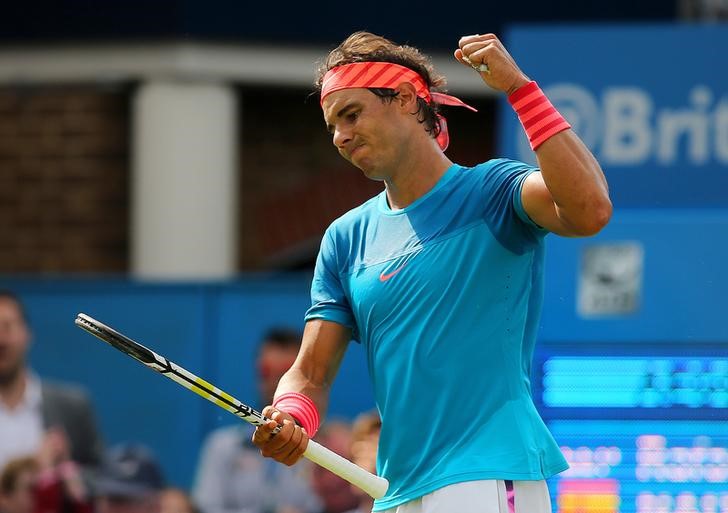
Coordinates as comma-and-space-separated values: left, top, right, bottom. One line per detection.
0, 457, 37, 513
94, 444, 165, 513
309, 422, 358, 513
0, 448, 91, 513
193, 329, 320, 513
159, 488, 198, 513
343, 412, 381, 513
0, 291, 103, 473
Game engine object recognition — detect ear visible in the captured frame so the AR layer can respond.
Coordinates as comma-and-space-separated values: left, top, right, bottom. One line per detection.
394, 82, 419, 112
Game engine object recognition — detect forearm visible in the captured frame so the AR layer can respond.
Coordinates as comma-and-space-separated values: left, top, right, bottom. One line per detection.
275, 366, 332, 423
272, 319, 350, 427
535, 129, 612, 235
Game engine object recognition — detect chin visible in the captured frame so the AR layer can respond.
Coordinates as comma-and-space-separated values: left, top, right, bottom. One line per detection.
351, 158, 384, 180
358, 165, 386, 181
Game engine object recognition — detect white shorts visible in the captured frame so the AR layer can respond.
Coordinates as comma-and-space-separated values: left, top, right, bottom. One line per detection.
379, 479, 552, 513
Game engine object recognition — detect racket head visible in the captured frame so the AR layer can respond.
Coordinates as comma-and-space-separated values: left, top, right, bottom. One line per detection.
75, 313, 157, 364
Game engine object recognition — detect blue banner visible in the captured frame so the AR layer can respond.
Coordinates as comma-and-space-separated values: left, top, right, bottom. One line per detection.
499, 24, 728, 208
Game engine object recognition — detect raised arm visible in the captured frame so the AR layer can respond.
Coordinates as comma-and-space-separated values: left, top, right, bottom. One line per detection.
456, 33, 612, 237
252, 319, 351, 465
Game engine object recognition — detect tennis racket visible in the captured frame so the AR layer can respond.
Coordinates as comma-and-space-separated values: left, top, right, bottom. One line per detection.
75, 313, 388, 499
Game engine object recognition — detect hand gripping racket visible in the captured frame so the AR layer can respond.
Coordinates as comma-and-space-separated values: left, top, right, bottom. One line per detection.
75, 313, 388, 499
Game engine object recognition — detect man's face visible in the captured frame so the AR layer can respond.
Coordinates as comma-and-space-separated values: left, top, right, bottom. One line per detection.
0, 298, 30, 385
257, 343, 298, 405
322, 88, 411, 180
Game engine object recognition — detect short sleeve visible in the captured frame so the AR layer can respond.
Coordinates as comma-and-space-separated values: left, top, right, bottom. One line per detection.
479, 158, 548, 254
304, 229, 357, 332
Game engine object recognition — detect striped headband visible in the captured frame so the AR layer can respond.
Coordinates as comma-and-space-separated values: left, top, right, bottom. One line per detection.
320, 61, 476, 151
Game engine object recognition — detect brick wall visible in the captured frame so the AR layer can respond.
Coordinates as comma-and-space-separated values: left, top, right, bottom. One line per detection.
0, 85, 130, 273
0, 83, 494, 273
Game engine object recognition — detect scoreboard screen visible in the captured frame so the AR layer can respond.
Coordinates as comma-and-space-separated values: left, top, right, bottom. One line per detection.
535, 348, 728, 512
548, 420, 728, 513
540, 356, 728, 413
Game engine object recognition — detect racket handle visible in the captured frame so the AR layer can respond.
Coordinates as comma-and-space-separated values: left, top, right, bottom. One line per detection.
303, 440, 389, 499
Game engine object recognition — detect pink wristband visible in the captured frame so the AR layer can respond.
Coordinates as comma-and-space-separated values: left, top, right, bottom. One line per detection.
272, 392, 320, 437
508, 81, 571, 151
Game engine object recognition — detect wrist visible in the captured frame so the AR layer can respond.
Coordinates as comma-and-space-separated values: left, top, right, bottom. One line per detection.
506, 76, 531, 96
272, 392, 320, 437
508, 81, 571, 150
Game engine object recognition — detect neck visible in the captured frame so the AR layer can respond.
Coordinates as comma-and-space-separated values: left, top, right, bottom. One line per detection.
0, 367, 28, 410
383, 139, 453, 210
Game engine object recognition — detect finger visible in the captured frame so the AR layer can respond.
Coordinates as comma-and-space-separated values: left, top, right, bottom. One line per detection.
292, 429, 309, 460
285, 425, 310, 465
279, 423, 304, 465
269, 409, 289, 424
251, 427, 269, 447
257, 418, 279, 435
265, 419, 296, 453
460, 41, 495, 59
458, 33, 498, 48
458, 47, 493, 74
453, 49, 470, 66
251, 419, 279, 447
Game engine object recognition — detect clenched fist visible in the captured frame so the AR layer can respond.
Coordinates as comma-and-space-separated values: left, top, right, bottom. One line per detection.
454, 34, 531, 95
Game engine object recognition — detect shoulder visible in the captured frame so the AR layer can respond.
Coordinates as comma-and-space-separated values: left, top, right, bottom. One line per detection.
327, 194, 380, 235
320, 194, 380, 255
472, 158, 538, 179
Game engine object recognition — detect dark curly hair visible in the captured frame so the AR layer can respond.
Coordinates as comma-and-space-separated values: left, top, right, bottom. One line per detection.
315, 31, 448, 139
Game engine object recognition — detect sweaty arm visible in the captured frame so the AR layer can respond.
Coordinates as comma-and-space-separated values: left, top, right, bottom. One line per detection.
522, 130, 612, 237
251, 319, 351, 466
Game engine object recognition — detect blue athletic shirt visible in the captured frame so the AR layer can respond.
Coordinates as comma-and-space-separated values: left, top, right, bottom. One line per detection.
304, 159, 569, 511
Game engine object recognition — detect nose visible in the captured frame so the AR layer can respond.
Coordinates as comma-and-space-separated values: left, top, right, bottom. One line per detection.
332, 126, 352, 150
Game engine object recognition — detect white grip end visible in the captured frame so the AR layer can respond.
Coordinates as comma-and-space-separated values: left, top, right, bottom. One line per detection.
304, 439, 389, 499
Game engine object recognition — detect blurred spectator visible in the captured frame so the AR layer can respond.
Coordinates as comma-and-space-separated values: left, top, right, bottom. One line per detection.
94, 444, 165, 513
159, 488, 198, 513
310, 422, 358, 513
0, 457, 37, 513
34, 429, 93, 513
192, 329, 320, 513
342, 412, 381, 513
0, 451, 91, 513
0, 291, 103, 473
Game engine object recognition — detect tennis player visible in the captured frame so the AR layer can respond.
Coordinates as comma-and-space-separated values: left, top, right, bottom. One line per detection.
252, 31, 611, 513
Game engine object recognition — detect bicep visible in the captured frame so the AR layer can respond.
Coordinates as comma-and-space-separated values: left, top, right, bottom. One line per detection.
521, 171, 576, 237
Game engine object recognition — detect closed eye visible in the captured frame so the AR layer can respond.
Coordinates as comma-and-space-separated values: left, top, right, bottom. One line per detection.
324, 103, 362, 134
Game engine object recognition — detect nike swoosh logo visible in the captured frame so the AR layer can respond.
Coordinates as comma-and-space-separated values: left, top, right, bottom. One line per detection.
379, 264, 406, 282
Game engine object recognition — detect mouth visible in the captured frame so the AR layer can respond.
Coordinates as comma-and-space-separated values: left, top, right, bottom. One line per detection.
348, 144, 365, 160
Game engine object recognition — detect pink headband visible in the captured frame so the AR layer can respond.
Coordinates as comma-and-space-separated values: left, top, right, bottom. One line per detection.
320, 62, 476, 151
